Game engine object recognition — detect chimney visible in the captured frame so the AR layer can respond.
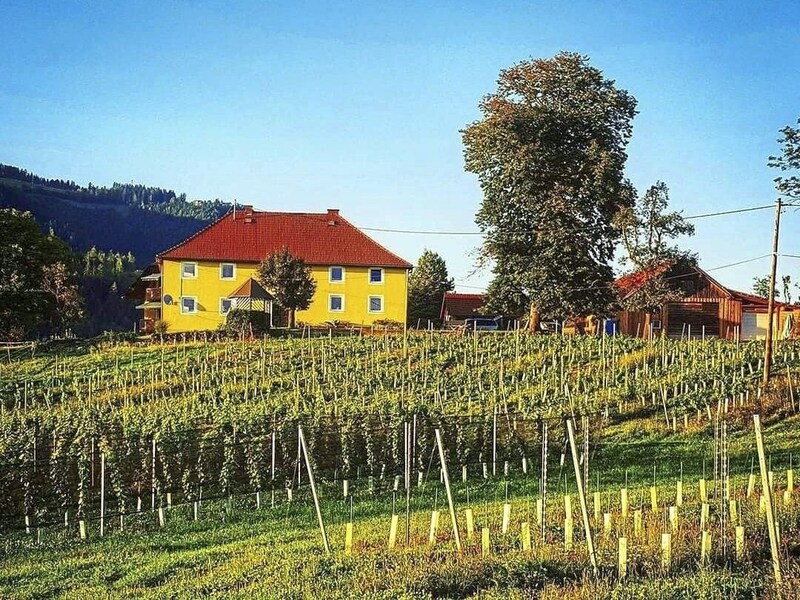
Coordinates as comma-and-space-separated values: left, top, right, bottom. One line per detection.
327, 208, 340, 226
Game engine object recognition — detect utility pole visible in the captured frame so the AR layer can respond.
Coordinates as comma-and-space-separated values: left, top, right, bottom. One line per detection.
763, 198, 782, 385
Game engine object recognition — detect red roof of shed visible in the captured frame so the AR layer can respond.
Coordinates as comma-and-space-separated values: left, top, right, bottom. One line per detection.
440, 292, 488, 320
158, 208, 412, 268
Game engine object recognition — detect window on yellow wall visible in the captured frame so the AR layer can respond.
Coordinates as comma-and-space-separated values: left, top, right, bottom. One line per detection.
369, 268, 384, 284
180, 296, 197, 314
220, 297, 232, 315
368, 295, 383, 313
220, 263, 235, 280
329, 294, 344, 312
329, 266, 345, 283
181, 262, 198, 279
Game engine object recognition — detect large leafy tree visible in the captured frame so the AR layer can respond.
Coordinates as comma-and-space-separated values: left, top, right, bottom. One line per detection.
614, 181, 696, 311
256, 248, 316, 328
0, 209, 84, 339
407, 249, 454, 326
462, 52, 637, 327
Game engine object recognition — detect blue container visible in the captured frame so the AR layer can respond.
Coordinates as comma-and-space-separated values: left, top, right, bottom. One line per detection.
604, 319, 619, 336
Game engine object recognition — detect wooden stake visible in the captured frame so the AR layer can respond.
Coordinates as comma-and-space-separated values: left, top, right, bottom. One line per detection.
99, 452, 106, 537
753, 414, 782, 582
566, 419, 598, 574
434, 428, 462, 552
298, 425, 330, 554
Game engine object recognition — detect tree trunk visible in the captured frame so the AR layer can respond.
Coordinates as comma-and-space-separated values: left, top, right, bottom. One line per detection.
288, 309, 296, 329
528, 304, 540, 332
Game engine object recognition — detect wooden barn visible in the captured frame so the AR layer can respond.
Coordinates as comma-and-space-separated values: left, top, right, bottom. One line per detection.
616, 264, 798, 340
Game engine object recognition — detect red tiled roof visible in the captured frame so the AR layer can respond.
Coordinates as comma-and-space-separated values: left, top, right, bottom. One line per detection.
441, 292, 487, 320
158, 208, 412, 268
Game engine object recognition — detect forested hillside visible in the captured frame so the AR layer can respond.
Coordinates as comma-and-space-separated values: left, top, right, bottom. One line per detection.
0, 164, 230, 266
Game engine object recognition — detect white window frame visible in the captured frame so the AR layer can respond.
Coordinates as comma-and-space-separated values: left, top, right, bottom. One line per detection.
180, 296, 198, 314
367, 295, 384, 314
181, 262, 198, 279
329, 265, 345, 283
219, 297, 233, 315
329, 294, 345, 313
368, 267, 384, 284
219, 263, 236, 280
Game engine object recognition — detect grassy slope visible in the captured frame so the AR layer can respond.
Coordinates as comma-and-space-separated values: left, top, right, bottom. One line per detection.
1, 413, 799, 598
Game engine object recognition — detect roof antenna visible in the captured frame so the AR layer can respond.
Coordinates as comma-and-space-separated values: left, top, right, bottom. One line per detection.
233, 199, 237, 220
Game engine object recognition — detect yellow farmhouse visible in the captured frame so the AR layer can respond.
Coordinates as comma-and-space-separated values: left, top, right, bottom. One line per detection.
136, 207, 412, 333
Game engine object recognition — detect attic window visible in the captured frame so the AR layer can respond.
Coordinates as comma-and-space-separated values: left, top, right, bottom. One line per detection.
681, 280, 696, 295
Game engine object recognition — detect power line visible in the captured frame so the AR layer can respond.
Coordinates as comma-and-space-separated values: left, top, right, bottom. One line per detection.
453, 254, 773, 295
358, 202, 787, 237
683, 204, 774, 219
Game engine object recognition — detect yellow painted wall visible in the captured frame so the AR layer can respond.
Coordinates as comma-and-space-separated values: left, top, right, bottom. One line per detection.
160, 259, 408, 333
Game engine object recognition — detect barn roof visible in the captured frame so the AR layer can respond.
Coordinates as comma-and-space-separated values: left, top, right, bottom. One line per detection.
158, 207, 412, 268
728, 289, 796, 309
616, 263, 798, 309
615, 262, 673, 299
440, 292, 487, 320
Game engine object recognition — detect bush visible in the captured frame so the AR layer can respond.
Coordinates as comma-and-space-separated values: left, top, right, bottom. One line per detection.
373, 319, 404, 331
220, 309, 270, 337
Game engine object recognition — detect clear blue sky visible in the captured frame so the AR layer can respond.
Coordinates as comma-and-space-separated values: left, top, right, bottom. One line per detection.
2, 1, 799, 295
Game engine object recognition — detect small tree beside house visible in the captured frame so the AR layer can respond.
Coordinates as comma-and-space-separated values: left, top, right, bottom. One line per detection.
256, 248, 316, 328
407, 249, 454, 327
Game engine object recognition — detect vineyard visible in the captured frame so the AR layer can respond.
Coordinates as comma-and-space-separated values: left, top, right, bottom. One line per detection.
1, 333, 800, 598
